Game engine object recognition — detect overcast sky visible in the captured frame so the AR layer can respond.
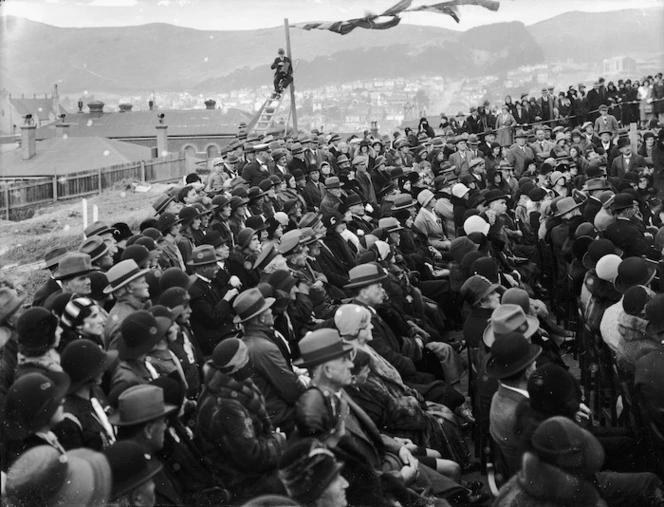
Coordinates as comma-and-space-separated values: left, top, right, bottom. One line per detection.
1, 0, 662, 31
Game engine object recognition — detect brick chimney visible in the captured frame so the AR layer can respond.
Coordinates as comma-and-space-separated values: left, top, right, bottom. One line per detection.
370, 120, 379, 138
118, 103, 133, 112
88, 100, 105, 118
21, 125, 36, 160
156, 124, 168, 157
204, 99, 216, 110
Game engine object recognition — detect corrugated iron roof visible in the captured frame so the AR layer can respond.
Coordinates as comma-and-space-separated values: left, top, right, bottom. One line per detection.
10, 98, 66, 121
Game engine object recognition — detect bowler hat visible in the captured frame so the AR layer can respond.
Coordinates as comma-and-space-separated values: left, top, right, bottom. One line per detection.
531, 416, 604, 475
156, 212, 181, 234
293, 328, 355, 368
610, 192, 634, 211
278, 438, 344, 504
188, 245, 218, 267
0, 287, 25, 324
582, 238, 622, 270
159, 267, 194, 292
4, 372, 70, 439
233, 288, 275, 323
61, 339, 117, 394
117, 310, 169, 360
614, 257, 656, 294
109, 384, 176, 426
246, 215, 268, 232
528, 364, 579, 415
344, 193, 363, 209
178, 206, 200, 226
44, 247, 67, 270
103, 441, 163, 499
616, 137, 630, 149
84, 221, 114, 238
121, 245, 151, 268
484, 190, 507, 205
345, 263, 387, 290
486, 332, 542, 379
54, 253, 99, 281
103, 259, 150, 294
460, 275, 502, 307
483, 304, 540, 347
554, 197, 583, 218
152, 194, 175, 215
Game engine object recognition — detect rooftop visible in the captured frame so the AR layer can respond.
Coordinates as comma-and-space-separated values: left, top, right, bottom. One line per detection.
0, 136, 153, 177
9, 97, 66, 122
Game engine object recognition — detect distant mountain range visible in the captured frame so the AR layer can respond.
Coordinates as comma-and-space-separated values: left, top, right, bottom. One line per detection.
1, 8, 662, 96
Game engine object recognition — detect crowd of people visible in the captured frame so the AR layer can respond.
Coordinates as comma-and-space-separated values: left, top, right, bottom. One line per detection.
1, 72, 664, 507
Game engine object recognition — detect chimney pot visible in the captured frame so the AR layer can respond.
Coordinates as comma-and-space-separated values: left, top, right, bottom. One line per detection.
118, 103, 133, 112
204, 99, 216, 110
21, 126, 36, 160
88, 100, 105, 118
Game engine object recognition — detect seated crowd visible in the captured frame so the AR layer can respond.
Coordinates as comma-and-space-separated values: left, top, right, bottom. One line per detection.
0, 76, 664, 507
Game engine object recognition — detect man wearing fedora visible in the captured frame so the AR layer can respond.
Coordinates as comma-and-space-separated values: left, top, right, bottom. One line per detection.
449, 135, 473, 178
605, 193, 659, 260
583, 177, 613, 222
302, 163, 324, 212
609, 137, 647, 180
320, 177, 344, 217
487, 331, 541, 478
111, 384, 184, 506
506, 130, 535, 178
188, 245, 239, 358
32, 247, 67, 307
103, 259, 152, 351
234, 288, 305, 432
44, 252, 99, 308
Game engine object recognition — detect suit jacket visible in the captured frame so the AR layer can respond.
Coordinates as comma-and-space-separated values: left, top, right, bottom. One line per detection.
301, 180, 324, 211
538, 96, 556, 121
413, 208, 448, 250
449, 150, 473, 178
467, 115, 483, 134
529, 140, 555, 161
241, 161, 270, 187
316, 243, 350, 289
489, 384, 527, 477
609, 154, 647, 179
32, 277, 61, 308
188, 276, 235, 357
604, 217, 657, 260
594, 114, 620, 136
355, 171, 378, 207
506, 145, 535, 178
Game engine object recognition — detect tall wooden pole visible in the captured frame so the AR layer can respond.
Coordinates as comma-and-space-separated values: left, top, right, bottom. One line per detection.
284, 18, 298, 133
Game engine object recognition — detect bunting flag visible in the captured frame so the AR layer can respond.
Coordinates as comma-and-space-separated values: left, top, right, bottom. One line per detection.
291, 0, 500, 35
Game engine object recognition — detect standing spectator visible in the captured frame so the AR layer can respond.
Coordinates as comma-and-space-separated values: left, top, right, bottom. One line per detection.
653, 72, 664, 125
495, 105, 516, 147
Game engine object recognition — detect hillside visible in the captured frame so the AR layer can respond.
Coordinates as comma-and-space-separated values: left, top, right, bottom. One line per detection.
1, 8, 662, 95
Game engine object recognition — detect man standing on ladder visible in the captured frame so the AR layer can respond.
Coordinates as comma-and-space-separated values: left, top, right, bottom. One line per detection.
271, 48, 293, 95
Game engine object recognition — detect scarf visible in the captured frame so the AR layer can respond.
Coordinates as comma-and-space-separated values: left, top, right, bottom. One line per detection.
17, 348, 63, 372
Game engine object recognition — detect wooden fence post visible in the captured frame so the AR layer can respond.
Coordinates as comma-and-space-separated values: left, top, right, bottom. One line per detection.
140, 160, 146, 182
98, 168, 103, 193
52, 176, 58, 202
3, 184, 9, 221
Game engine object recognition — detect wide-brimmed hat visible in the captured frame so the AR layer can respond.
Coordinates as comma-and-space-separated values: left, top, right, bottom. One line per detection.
514, 130, 528, 139
392, 194, 416, 210
585, 178, 611, 193
156, 212, 182, 233
486, 332, 542, 379
61, 340, 117, 394
4, 372, 70, 439
103, 259, 150, 294
117, 310, 170, 360
344, 263, 387, 290
460, 275, 503, 307
109, 384, 177, 426
417, 189, 435, 207
582, 238, 622, 270
188, 245, 218, 267
84, 221, 115, 238
378, 217, 403, 233
483, 304, 540, 347
152, 194, 175, 215
614, 257, 657, 294
233, 288, 275, 323
103, 441, 163, 499
79, 236, 111, 263
553, 197, 583, 218
531, 416, 605, 475
0, 287, 25, 324
610, 192, 634, 211
44, 247, 68, 270
54, 253, 99, 281
293, 328, 355, 368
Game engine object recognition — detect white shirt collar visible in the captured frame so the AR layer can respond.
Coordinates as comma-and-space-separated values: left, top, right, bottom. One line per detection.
500, 383, 530, 398
196, 273, 212, 284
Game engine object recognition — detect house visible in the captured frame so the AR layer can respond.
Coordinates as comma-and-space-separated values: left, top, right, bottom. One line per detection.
0, 85, 67, 135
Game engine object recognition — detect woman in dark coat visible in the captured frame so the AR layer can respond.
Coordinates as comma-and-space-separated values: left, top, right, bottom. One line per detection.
322, 214, 357, 274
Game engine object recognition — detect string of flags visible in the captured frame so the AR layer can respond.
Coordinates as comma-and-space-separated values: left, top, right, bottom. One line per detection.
291, 0, 500, 35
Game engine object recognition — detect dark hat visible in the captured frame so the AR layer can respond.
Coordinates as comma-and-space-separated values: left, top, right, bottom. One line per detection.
501, 287, 530, 314
178, 206, 200, 226
84, 221, 114, 238
283, 198, 301, 214
44, 247, 68, 270
259, 179, 274, 192
345, 263, 388, 290
307, 163, 320, 174
104, 259, 150, 294
575, 222, 597, 239
610, 192, 634, 211
61, 339, 117, 394
158, 286, 190, 315
460, 275, 502, 307
582, 238, 622, 270
211, 194, 231, 210
156, 212, 181, 233
528, 187, 547, 202
616, 137, 630, 149
325, 176, 341, 189
103, 441, 162, 499
484, 190, 507, 205
237, 227, 258, 249
290, 142, 304, 155
0, 287, 25, 324
188, 245, 218, 267
486, 332, 542, 379
450, 236, 479, 264
134, 237, 158, 253
159, 267, 194, 292
344, 193, 363, 209
246, 215, 268, 232
248, 186, 268, 202
117, 310, 169, 360
121, 244, 150, 268
212, 337, 250, 374
202, 230, 228, 249
268, 270, 298, 294
531, 416, 604, 475
483, 304, 540, 348
232, 287, 275, 323
572, 235, 594, 261
322, 211, 344, 230
472, 256, 499, 282
622, 285, 649, 316
293, 328, 354, 368
17, 307, 59, 356
528, 364, 579, 415
614, 257, 656, 294
278, 438, 343, 505
585, 178, 611, 192
152, 194, 175, 215
108, 384, 176, 426
645, 294, 664, 334
54, 253, 99, 281
4, 372, 70, 439
514, 129, 528, 139
229, 195, 249, 210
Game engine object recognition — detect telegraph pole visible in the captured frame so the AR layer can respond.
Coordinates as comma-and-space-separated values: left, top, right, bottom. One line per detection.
284, 18, 298, 133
